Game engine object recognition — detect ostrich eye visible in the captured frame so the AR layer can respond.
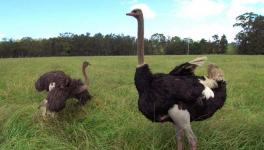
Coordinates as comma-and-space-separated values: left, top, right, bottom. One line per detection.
132, 10, 137, 13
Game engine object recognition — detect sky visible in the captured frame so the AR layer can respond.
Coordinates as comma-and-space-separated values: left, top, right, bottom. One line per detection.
0, 0, 264, 42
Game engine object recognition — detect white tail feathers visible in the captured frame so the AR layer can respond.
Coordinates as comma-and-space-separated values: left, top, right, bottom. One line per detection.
188, 56, 207, 66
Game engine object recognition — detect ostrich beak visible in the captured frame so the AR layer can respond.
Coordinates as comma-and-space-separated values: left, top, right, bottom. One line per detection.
85, 61, 91, 65
83, 61, 91, 66
126, 12, 135, 16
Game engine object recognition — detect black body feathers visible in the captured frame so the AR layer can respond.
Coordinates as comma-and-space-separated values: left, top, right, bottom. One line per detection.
169, 62, 197, 77
135, 64, 209, 122
188, 80, 227, 121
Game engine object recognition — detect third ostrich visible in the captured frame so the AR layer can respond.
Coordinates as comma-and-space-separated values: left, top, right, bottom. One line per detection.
36, 61, 92, 117
127, 9, 226, 150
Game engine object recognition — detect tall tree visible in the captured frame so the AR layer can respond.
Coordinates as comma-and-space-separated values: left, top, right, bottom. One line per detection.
165, 36, 185, 54
150, 33, 166, 54
199, 39, 209, 54
219, 34, 228, 54
234, 12, 264, 54
212, 34, 219, 53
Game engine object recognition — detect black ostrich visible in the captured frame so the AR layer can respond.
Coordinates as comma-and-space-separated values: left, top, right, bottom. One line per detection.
127, 9, 227, 150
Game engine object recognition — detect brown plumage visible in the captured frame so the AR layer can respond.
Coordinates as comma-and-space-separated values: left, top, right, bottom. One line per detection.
35, 71, 71, 92
36, 61, 92, 117
208, 64, 224, 81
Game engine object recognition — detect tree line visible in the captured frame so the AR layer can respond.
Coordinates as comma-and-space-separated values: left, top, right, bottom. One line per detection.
0, 32, 228, 58
0, 12, 263, 58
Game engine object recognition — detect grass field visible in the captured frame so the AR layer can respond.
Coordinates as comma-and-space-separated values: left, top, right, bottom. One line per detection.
0, 55, 264, 150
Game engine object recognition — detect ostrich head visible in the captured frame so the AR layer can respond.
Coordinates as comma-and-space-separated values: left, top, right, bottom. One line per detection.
126, 9, 143, 19
83, 61, 91, 68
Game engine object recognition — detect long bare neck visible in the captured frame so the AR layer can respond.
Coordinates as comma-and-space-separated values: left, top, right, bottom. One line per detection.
137, 16, 144, 66
82, 64, 89, 86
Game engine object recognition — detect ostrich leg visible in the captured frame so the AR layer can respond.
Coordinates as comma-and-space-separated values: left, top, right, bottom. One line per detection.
175, 125, 185, 150
183, 123, 197, 150
168, 104, 197, 150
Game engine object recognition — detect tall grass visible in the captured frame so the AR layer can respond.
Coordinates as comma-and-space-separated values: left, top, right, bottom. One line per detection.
0, 55, 263, 150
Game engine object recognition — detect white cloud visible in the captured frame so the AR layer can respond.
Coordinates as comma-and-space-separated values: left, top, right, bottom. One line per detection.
173, 0, 227, 19
164, 23, 240, 42
232, 0, 264, 4
130, 3, 156, 19
227, 0, 264, 20
0, 33, 4, 39
172, 0, 264, 20
224, 0, 264, 40
167, 0, 264, 41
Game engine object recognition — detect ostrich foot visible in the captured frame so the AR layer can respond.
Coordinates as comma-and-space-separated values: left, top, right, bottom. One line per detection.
176, 128, 184, 150
189, 137, 197, 150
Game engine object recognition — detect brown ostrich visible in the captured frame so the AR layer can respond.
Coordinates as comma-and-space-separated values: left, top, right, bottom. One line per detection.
36, 61, 92, 117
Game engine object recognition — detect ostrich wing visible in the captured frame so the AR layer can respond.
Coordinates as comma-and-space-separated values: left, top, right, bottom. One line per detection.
46, 88, 70, 112
35, 71, 71, 92
169, 56, 207, 76
151, 74, 205, 105
169, 62, 197, 76
138, 73, 207, 122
